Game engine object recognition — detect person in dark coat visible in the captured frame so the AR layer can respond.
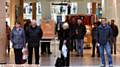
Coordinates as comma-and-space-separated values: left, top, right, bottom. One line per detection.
91, 23, 100, 57
6, 21, 11, 56
75, 19, 86, 57
110, 19, 119, 54
27, 20, 43, 64
59, 22, 70, 66
11, 22, 25, 64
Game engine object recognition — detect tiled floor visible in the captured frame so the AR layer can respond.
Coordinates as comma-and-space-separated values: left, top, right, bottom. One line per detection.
6, 40, 120, 66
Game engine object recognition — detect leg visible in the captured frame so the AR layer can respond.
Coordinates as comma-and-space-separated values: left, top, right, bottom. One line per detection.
75, 39, 80, 55
34, 45, 40, 64
80, 39, 84, 56
46, 42, 52, 54
41, 42, 46, 54
113, 37, 117, 54
99, 45, 105, 65
110, 39, 113, 54
92, 39, 96, 57
14, 48, 23, 64
105, 42, 113, 65
28, 45, 33, 64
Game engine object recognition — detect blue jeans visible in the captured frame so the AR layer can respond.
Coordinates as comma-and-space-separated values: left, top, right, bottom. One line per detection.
76, 39, 84, 55
99, 42, 113, 65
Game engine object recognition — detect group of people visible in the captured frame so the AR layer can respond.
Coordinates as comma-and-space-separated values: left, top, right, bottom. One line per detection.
6, 20, 43, 64
5, 17, 118, 67
57, 18, 118, 67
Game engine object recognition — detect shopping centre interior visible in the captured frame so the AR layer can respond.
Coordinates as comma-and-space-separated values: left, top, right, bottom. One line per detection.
0, 0, 120, 66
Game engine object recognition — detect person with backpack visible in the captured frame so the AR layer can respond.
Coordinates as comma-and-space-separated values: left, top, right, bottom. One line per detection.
97, 18, 113, 67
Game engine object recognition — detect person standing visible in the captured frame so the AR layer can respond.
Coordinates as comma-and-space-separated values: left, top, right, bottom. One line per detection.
27, 20, 43, 64
59, 22, 70, 66
91, 23, 100, 57
110, 19, 119, 54
11, 22, 25, 64
6, 21, 11, 56
97, 18, 113, 67
75, 19, 86, 57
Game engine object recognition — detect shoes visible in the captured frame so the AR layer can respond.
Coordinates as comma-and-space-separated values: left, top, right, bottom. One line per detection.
91, 55, 95, 57
76, 54, 80, 56
100, 64, 106, 67
109, 64, 113, 67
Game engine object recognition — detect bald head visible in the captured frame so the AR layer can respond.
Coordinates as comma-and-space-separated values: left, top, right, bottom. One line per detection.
31, 20, 37, 28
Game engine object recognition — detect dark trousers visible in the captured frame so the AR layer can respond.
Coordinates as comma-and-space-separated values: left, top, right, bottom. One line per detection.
70, 39, 76, 51
110, 37, 117, 54
59, 40, 70, 66
14, 48, 23, 64
41, 42, 51, 54
28, 45, 39, 64
92, 39, 100, 56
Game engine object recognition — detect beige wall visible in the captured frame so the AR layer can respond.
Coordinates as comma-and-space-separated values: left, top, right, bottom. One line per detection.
0, 0, 7, 63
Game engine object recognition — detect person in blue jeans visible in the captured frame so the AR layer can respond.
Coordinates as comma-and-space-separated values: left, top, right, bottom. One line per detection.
97, 18, 113, 67
75, 19, 86, 57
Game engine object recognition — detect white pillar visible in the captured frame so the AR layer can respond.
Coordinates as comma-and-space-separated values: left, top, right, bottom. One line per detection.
41, 0, 51, 19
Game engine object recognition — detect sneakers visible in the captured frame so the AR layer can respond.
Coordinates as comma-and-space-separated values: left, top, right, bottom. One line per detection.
109, 64, 113, 67
100, 64, 105, 67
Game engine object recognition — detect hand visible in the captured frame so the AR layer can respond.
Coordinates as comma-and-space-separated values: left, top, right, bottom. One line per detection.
64, 40, 67, 44
96, 43, 100, 46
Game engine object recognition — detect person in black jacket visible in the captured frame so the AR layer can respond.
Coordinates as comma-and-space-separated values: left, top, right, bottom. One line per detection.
110, 19, 119, 54
27, 20, 43, 64
91, 23, 100, 57
75, 19, 86, 57
59, 22, 70, 66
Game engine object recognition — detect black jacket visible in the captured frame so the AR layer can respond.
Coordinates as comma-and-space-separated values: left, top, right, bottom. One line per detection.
27, 26, 43, 47
75, 24, 86, 39
111, 24, 119, 37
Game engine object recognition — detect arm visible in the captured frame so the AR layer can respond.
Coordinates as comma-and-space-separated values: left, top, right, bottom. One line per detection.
22, 29, 26, 47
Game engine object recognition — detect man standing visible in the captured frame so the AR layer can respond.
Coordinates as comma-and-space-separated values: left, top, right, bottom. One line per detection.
91, 23, 100, 57
27, 20, 43, 64
110, 19, 119, 54
97, 18, 113, 67
75, 19, 86, 57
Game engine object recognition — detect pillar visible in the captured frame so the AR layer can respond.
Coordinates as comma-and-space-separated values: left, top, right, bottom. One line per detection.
15, 0, 24, 26
41, 0, 51, 19
92, 2, 96, 14
32, 0, 36, 20
10, 0, 16, 29
0, 0, 7, 63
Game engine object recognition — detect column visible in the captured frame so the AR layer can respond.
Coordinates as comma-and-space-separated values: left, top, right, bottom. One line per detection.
0, 0, 7, 63
77, 0, 87, 14
10, 0, 16, 29
92, 2, 96, 14
41, 0, 51, 19
32, 0, 36, 20
15, 0, 24, 26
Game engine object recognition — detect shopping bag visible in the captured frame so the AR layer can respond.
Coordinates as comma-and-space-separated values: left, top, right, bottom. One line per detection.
22, 48, 28, 60
61, 44, 68, 58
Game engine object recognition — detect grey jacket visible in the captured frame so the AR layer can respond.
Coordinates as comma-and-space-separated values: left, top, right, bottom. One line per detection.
11, 27, 25, 49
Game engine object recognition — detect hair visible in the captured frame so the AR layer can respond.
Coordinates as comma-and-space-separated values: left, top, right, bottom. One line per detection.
15, 21, 21, 25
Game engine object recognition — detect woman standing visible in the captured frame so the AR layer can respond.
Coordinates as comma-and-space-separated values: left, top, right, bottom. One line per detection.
11, 22, 25, 64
